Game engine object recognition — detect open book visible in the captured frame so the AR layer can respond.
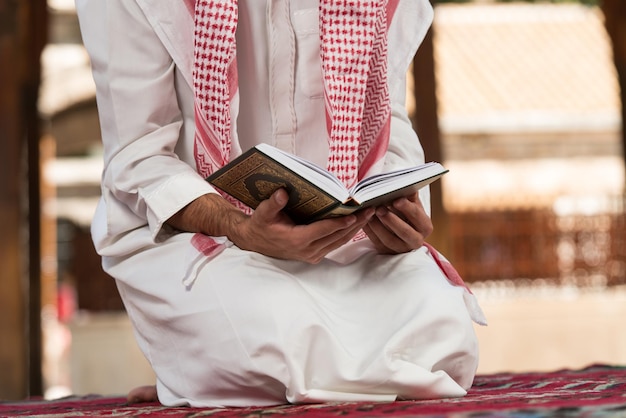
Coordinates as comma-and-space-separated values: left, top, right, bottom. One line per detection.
207, 143, 448, 224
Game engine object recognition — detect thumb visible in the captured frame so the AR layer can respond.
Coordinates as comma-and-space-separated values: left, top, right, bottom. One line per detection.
254, 188, 289, 221
270, 188, 289, 209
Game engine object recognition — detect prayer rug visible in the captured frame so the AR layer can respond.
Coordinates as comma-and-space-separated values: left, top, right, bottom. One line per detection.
2, 365, 625, 417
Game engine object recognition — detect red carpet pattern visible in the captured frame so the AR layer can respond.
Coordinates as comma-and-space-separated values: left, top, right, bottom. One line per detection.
2, 365, 625, 417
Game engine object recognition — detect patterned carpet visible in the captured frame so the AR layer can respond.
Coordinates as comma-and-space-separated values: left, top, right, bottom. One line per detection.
1, 365, 625, 417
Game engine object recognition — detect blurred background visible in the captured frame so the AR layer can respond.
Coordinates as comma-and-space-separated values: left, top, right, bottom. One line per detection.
1, 0, 624, 401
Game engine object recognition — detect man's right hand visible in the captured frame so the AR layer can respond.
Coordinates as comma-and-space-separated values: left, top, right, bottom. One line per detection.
167, 189, 374, 264
231, 189, 374, 263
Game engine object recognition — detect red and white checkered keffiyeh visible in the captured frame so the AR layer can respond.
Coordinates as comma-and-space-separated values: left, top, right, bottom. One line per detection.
187, 0, 398, 256
185, 0, 486, 325
191, 0, 399, 189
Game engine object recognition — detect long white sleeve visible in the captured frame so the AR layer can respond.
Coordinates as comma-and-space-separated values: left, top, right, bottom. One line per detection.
77, 0, 216, 247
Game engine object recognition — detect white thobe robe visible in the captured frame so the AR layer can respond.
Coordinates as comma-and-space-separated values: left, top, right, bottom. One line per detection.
76, 0, 482, 407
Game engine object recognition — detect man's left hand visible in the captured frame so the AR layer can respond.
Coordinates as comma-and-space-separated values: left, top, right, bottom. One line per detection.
363, 192, 433, 254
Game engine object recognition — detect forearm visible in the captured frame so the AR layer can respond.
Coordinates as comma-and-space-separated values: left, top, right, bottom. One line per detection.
80, 0, 213, 240
166, 193, 247, 239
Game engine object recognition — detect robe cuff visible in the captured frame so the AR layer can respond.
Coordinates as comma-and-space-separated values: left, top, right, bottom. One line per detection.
144, 171, 218, 242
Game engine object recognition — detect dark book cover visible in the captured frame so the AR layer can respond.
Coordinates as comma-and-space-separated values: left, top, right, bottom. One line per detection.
207, 145, 447, 224
207, 147, 348, 223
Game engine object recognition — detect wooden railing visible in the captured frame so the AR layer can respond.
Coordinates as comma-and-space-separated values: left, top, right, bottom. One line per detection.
449, 197, 626, 286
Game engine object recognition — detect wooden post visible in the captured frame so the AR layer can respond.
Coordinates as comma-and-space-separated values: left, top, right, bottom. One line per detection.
0, 0, 47, 399
413, 10, 450, 257
601, 0, 626, 188
0, 0, 29, 400
25, 0, 47, 397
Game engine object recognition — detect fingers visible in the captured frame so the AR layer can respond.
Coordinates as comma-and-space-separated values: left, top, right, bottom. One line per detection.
255, 189, 357, 235
253, 188, 290, 223
307, 209, 375, 261
391, 194, 433, 237
367, 208, 421, 253
363, 223, 390, 254
244, 190, 373, 263
365, 195, 433, 254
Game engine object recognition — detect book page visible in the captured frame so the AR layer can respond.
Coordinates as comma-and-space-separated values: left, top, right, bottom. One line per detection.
351, 163, 447, 204
257, 143, 350, 202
